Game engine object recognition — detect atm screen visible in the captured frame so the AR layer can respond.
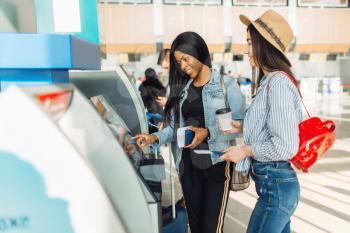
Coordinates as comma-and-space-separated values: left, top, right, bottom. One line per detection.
90, 95, 143, 168
90, 94, 163, 201
70, 70, 147, 136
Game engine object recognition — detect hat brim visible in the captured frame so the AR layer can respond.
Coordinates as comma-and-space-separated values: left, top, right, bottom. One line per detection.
239, 14, 289, 60
239, 15, 252, 26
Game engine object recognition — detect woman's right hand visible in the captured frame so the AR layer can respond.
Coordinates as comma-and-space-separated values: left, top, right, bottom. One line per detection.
223, 120, 243, 135
156, 96, 167, 108
132, 134, 158, 149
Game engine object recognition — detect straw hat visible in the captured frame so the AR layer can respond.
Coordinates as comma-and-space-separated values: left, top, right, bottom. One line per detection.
239, 10, 294, 55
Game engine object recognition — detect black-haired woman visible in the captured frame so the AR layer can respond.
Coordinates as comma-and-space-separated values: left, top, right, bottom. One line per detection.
134, 31, 246, 233
139, 67, 166, 134
220, 10, 302, 233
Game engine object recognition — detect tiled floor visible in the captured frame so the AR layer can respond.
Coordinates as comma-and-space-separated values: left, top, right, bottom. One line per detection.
224, 92, 350, 233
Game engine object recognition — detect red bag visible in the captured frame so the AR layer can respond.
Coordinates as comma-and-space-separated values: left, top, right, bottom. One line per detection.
291, 117, 335, 172
270, 72, 336, 172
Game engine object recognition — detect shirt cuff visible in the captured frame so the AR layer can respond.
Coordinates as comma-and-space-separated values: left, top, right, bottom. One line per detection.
211, 154, 224, 164
151, 132, 162, 148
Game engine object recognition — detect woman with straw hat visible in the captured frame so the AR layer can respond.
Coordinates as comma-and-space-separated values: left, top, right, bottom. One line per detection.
220, 10, 302, 233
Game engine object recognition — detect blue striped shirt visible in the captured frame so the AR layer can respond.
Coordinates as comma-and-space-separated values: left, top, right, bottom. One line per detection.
243, 71, 303, 162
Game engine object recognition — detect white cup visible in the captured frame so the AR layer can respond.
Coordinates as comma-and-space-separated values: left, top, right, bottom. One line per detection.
216, 108, 232, 131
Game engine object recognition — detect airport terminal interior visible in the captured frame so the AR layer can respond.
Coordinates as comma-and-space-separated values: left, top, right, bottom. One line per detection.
0, 0, 349, 233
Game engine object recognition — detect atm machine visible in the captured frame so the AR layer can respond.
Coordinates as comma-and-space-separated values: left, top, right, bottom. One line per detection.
0, 32, 163, 232
0, 86, 127, 233
0, 84, 158, 233
69, 66, 163, 231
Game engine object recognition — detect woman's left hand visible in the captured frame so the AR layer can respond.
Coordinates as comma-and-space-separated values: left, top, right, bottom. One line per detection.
223, 120, 243, 135
184, 126, 208, 149
220, 145, 252, 163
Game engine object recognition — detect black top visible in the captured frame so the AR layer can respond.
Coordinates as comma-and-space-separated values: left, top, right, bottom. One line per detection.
139, 77, 166, 115
139, 77, 166, 133
181, 83, 212, 169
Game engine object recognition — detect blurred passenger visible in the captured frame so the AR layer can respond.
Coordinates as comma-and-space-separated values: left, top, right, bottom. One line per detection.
157, 48, 170, 72
220, 10, 302, 233
134, 31, 245, 233
156, 49, 170, 108
139, 68, 166, 134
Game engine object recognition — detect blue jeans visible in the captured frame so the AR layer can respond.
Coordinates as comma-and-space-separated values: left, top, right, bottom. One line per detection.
247, 160, 300, 233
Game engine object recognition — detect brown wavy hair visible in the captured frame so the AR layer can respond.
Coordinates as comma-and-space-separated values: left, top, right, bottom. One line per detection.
248, 24, 297, 87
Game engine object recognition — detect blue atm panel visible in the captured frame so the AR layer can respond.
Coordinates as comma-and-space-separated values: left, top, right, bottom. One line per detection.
0, 34, 100, 91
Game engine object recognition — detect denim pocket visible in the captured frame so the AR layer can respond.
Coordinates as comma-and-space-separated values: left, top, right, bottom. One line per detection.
277, 177, 300, 215
251, 163, 268, 179
207, 89, 223, 98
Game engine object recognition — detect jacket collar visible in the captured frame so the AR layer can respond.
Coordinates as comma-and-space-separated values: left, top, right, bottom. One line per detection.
185, 69, 220, 87
207, 69, 220, 85
180, 69, 220, 98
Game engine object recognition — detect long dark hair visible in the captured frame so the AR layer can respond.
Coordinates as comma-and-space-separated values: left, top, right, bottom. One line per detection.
248, 24, 297, 87
163, 31, 211, 127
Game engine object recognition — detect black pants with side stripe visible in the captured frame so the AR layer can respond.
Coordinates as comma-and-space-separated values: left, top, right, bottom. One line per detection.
179, 152, 232, 233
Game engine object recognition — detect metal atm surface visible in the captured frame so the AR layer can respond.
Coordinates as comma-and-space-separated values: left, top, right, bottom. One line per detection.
0, 85, 157, 233
0, 86, 127, 233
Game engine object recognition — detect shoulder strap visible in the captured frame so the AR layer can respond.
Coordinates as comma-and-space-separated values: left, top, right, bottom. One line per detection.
220, 74, 229, 109
267, 71, 310, 118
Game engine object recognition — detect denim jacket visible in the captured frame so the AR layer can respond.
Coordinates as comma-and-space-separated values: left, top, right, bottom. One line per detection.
153, 70, 246, 170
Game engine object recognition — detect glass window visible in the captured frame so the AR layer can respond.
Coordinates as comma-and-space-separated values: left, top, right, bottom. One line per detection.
164, 0, 222, 5
298, 0, 348, 7
99, 0, 152, 4
232, 0, 287, 6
